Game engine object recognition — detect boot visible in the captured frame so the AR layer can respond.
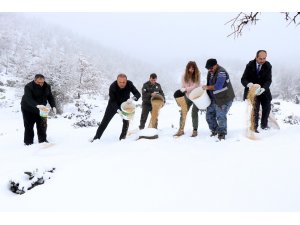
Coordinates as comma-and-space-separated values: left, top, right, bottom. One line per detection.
218, 133, 225, 140
210, 131, 217, 137
191, 130, 198, 137
174, 129, 184, 137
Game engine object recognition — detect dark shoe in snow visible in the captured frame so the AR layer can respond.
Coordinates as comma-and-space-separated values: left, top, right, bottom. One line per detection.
24, 143, 33, 146
261, 126, 270, 130
191, 130, 198, 137
210, 131, 217, 137
218, 134, 225, 140
119, 135, 126, 140
90, 137, 99, 143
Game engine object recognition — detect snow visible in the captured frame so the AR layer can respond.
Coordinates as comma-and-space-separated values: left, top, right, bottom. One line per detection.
1, 92, 300, 223
137, 128, 159, 137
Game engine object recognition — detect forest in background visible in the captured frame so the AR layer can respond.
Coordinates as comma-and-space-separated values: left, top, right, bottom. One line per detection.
0, 13, 299, 113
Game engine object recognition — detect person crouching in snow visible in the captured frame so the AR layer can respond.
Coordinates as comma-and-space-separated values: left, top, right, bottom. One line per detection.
92, 73, 141, 141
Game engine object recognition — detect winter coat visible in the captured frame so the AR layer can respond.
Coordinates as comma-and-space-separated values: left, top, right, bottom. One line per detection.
108, 80, 141, 109
21, 81, 56, 114
206, 66, 235, 106
241, 59, 272, 101
181, 74, 200, 98
141, 81, 165, 105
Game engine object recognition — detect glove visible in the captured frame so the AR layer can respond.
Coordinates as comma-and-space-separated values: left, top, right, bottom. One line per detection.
247, 82, 253, 88
126, 99, 133, 104
36, 105, 49, 112
256, 87, 265, 95
52, 107, 57, 115
180, 88, 186, 93
36, 105, 45, 109
151, 92, 158, 97
131, 96, 137, 101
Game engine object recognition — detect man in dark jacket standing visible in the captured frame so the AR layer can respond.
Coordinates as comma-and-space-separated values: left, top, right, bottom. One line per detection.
241, 50, 272, 132
139, 73, 165, 129
21, 74, 56, 145
92, 73, 141, 141
202, 58, 235, 140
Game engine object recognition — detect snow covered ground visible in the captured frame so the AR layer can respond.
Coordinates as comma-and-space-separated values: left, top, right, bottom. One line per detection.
1, 89, 300, 223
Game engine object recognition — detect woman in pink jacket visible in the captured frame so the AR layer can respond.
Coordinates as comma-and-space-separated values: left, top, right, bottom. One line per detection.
174, 61, 201, 137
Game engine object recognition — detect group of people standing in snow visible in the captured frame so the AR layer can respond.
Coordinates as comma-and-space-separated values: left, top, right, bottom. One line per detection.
20, 50, 272, 145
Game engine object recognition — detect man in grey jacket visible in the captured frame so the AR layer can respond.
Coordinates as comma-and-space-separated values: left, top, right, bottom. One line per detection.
139, 73, 165, 129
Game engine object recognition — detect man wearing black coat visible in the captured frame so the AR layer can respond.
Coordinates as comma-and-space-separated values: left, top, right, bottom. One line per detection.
21, 74, 56, 145
92, 73, 141, 141
241, 50, 272, 131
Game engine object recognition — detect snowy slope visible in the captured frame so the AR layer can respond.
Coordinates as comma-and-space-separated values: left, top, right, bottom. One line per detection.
1, 97, 300, 212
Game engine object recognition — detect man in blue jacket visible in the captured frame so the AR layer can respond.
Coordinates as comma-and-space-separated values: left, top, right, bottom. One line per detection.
202, 58, 235, 140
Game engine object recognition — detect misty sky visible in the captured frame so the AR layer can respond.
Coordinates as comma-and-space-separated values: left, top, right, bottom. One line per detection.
25, 12, 300, 67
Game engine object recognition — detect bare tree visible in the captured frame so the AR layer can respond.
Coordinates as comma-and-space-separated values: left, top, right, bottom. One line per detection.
283, 12, 300, 25
226, 12, 300, 38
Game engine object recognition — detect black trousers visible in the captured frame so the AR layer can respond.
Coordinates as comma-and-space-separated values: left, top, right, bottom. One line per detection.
21, 108, 47, 145
94, 103, 129, 140
139, 103, 152, 129
254, 94, 271, 129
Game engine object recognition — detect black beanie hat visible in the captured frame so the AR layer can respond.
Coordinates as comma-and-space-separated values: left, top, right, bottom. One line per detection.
205, 58, 217, 69
174, 89, 185, 98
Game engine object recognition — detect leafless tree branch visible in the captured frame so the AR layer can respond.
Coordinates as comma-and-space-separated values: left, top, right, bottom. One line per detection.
225, 12, 260, 38
282, 12, 300, 26
227, 12, 300, 38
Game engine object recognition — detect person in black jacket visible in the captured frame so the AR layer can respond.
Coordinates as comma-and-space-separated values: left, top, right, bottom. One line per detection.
139, 73, 165, 129
21, 74, 56, 145
92, 73, 141, 141
241, 50, 272, 132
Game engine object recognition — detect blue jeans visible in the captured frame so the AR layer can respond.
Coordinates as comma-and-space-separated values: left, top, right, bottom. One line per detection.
206, 100, 233, 135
